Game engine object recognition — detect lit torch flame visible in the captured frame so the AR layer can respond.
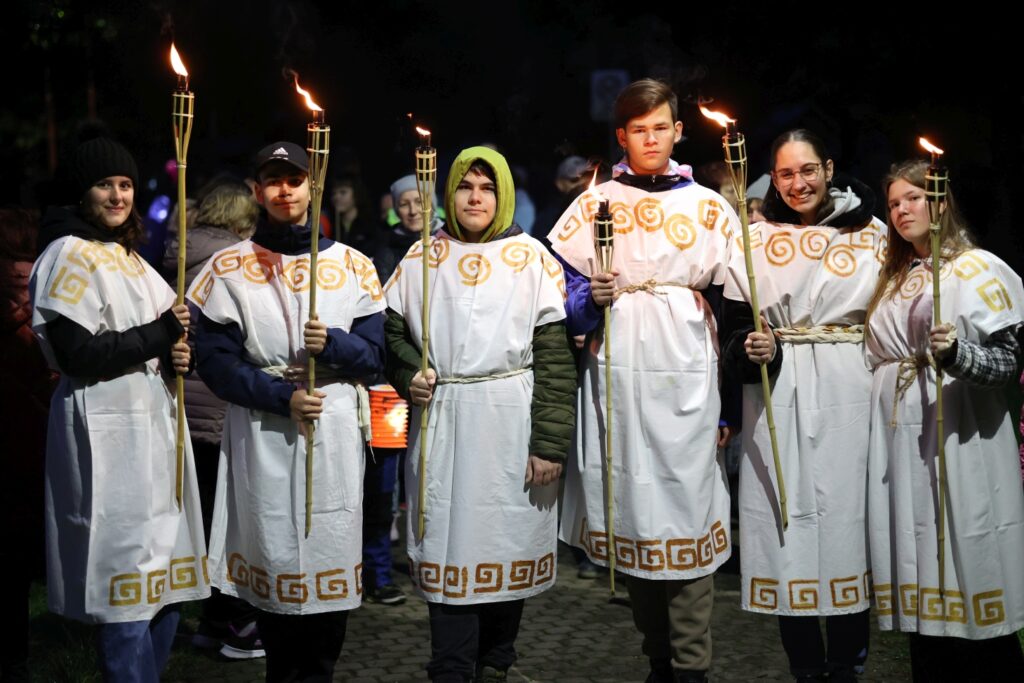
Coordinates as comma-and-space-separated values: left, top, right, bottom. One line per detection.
919, 137, 944, 157
170, 43, 189, 78
699, 106, 735, 129
415, 126, 432, 148
293, 75, 323, 112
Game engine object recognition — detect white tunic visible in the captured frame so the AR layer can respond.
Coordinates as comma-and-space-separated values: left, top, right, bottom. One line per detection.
31, 236, 210, 623
550, 181, 737, 580
385, 231, 566, 604
189, 240, 384, 614
866, 249, 1024, 638
724, 218, 887, 615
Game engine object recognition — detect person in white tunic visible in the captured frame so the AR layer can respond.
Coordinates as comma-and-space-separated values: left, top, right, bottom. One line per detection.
722, 129, 884, 681
30, 138, 209, 682
550, 79, 739, 683
865, 159, 1024, 680
383, 146, 575, 683
190, 142, 386, 682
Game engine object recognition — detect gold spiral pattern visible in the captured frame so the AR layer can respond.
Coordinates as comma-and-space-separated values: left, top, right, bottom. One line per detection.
799, 229, 830, 260
317, 259, 347, 290
109, 573, 143, 606
899, 269, 930, 299
823, 244, 857, 278
315, 569, 348, 600
282, 259, 311, 292
213, 249, 242, 275
276, 573, 308, 604
428, 238, 450, 268
663, 213, 697, 251
610, 202, 635, 234
458, 253, 491, 286
242, 252, 273, 284
500, 242, 537, 272
473, 564, 504, 593
147, 570, 167, 604
765, 232, 796, 266
789, 580, 819, 610
634, 197, 664, 232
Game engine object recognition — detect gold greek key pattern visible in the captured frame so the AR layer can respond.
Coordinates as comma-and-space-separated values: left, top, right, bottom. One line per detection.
580, 195, 600, 225
556, 215, 583, 242
315, 569, 348, 601
974, 590, 1006, 626
750, 577, 780, 610
848, 227, 877, 250
277, 573, 308, 604
500, 242, 537, 272
663, 213, 697, 251
799, 229, 830, 260
458, 254, 491, 286
190, 269, 214, 305
697, 199, 723, 232
823, 244, 857, 278
579, 517, 729, 572
876, 233, 889, 265
541, 253, 566, 299
882, 584, 1004, 625
384, 264, 401, 293
876, 583, 894, 615
251, 568, 271, 599
409, 554, 554, 597
830, 575, 861, 608
920, 588, 967, 623
355, 563, 363, 596
765, 232, 795, 266
346, 252, 383, 301
634, 198, 664, 232
900, 583, 919, 616
65, 240, 145, 277
610, 202, 634, 234
955, 251, 989, 280
977, 278, 1012, 312
107, 555, 208, 607
224, 553, 359, 605
48, 266, 90, 305
789, 580, 819, 610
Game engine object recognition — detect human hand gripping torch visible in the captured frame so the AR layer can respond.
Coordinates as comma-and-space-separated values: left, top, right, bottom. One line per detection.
701, 106, 788, 530
296, 76, 330, 538
591, 175, 618, 596
414, 126, 436, 541
169, 44, 193, 510
920, 136, 950, 598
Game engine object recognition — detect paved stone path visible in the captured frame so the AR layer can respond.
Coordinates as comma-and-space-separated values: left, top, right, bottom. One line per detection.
165, 523, 912, 682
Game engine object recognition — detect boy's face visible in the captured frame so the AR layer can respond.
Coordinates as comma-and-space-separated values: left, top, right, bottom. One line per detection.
453, 168, 496, 242
255, 161, 310, 226
615, 102, 683, 176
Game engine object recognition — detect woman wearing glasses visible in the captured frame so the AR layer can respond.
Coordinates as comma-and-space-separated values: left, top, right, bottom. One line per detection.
722, 129, 886, 682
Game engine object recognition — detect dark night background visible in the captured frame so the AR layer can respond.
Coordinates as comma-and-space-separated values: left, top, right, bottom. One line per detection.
2, 1, 1020, 269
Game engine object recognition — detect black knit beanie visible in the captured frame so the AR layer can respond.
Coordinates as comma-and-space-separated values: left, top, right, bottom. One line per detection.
69, 138, 139, 200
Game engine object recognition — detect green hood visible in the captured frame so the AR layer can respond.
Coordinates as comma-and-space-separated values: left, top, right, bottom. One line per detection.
444, 146, 516, 243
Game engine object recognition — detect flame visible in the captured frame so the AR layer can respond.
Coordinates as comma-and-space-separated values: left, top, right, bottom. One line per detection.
293, 75, 322, 112
587, 168, 599, 191
699, 106, 734, 128
384, 403, 407, 437
169, 43, 188, 77
918, 137, 944, 156
415, 126, 431, 136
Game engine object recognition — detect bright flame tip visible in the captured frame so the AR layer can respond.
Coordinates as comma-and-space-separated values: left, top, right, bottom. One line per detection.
292, 75, 323, 112
918, 137, 944, 156
415, 126, 431, 136
699, 106, 735, 127
169, 43, 189, 77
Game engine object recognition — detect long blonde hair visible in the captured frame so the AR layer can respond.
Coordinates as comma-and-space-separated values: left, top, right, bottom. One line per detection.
866, 159, 975, 319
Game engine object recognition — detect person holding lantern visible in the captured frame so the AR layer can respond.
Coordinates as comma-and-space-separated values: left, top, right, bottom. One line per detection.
550, 79, 739, 683
865, 159, 1024, 680
30, 137, 210, 681
721, 129, 885, 681
190, 141, 385, 681
383, 146, 575, 683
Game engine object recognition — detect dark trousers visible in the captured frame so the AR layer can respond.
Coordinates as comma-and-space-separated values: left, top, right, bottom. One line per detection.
628, 574, 714, 677
255, 610, 348, 683
778, 611, 869, 678
909, 632, 1024, 682
362, 448, 400, 589
426, 600, 525, 682
95, 606, 180, 683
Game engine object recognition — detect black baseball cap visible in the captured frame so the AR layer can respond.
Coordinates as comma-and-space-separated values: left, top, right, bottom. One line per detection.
254, 141, 308, 176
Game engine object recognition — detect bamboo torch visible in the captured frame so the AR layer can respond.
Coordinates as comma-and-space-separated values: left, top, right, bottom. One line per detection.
701, 106, 788, 530
169, 43, 193, 510
920, 136, 949, 600
591, 174, 618, 595
414, 126, 436, 541
295, 75, 330, 538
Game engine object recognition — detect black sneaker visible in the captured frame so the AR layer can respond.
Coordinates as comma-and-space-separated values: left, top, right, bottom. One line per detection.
218, 620, 266, 660
476, 666, 508, 682
366, 583, 407, 605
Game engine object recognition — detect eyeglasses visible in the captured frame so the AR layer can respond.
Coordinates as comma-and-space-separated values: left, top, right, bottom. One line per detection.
771, 163, 823, 184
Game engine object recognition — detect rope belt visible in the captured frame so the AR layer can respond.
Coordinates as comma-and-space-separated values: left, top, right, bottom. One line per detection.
261, 365, 372, 442
436, 366, 532, 385
887, 354, 937, 427
613, 279, 689, 301
773, 324, 865, 344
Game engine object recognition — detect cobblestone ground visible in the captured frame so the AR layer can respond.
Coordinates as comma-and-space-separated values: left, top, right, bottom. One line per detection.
165, 523, 912, 683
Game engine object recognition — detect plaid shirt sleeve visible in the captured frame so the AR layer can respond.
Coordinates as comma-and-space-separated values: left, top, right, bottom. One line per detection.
940, 323, 1024, 387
